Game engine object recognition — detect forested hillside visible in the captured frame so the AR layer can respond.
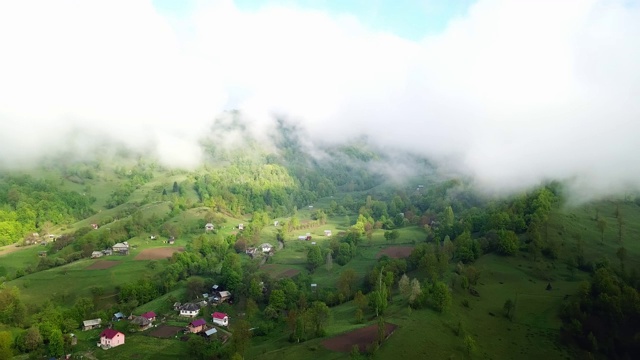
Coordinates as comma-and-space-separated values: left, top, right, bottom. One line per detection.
0, 133, 638, 360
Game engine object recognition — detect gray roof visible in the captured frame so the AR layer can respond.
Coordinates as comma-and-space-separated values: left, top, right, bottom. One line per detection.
113, 312, 124, 318
131, 316, 151, 326
180, 303, 200, 311
204, 328, 218, 336
83, 319, 102, 327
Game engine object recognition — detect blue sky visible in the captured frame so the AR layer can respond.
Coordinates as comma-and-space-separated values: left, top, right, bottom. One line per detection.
152, 0, 476, 40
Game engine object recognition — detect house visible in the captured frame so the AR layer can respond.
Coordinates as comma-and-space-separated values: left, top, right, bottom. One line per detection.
150, 235, 157, 240
245, 247, 256, 256
212, 290, 231, 304
260, 243, 274, 253
205, 223, 214, 231
112, 242, 129, 255
297, 236, 307, 240
141, 311, 156, 322
91, 223, 99, 230
168, 236, 175, 245
179, 303, 200, 317
98, 329, 125, 349
212, 312, 229, 327
113, 312, 125, 321
130, 316, 152, 331
102, 249, 113, 256
238, 224, 244, 230
82, 318, 102, 331
91, 251, 103, 258
324, 230, 332, 237
204, 328, 218, 337
188, 319, 207, 333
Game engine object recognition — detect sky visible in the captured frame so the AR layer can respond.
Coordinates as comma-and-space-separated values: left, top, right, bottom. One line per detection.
1, 0, 640, 201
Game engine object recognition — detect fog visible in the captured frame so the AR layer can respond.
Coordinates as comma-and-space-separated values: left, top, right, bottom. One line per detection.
1, 0, 639, 201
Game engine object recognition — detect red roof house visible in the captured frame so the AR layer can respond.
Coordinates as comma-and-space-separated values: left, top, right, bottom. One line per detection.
141, 311, 156, 321
99, 329, 125, 348
188, 318, 206, 333
212, 312, 229, 327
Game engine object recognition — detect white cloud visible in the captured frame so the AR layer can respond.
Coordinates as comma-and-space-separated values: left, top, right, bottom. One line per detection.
1, 0, 639, 200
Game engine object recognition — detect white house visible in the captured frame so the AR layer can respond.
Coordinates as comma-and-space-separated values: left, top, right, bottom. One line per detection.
324, 230, 332, 237
179, 303, 200, 317
238, 224, 244, 230
212, 312, 229, 327
260, 243, 274, 253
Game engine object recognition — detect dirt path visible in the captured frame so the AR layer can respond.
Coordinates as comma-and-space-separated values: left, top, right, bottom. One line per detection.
0, 243, 27, 257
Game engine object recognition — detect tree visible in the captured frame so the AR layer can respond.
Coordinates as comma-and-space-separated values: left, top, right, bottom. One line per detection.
616, 246, 627, 271
497, 230, 519, 256
186, 277, 205, 300
337, 269, 358, 299
0, 331, 12, 360
325, 251, 333, 271
597, 219, 607, 244
307, 301, 331, 336
269, 289, 286, 311
370, 269, 388, 317
172, 181, 179, 193
354, 308, 364, 323
354, 290, 368, 311
398, 274, 411, 303
409, 278, 421, 305
503, 299, 515, 320
307, 246, 323, 272
443, 206, 454, 228
19, 327, 42, 353
384, 230, 399, 242
48, 329, 64, 358
464, 335, 477, 357
431, 281, 452, 312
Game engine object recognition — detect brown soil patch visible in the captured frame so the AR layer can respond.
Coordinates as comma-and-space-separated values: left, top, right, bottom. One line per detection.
135, 247, 184, 260
376, 246, 414, 259
322, 322, 398, 352
86, 261, 121, 270
280, 269, 300, 278
149, 325, 183, 338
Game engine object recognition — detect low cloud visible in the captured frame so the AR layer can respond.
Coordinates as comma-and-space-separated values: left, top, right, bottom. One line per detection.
1, 0, 639, 201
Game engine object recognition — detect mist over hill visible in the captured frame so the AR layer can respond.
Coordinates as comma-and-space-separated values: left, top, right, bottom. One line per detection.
1, 0, 640, 202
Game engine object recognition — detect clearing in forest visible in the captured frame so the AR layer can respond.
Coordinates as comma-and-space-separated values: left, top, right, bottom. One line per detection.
322, 322, 398, 352
135, 247, 184, 260
376, 246, 414, 259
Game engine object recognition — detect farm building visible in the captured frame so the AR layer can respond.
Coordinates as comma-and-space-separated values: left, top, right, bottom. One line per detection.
260, 243, 274, 253
82, 318, 102, 331
205, 223, 214, 231
130, 316, 152, 331
212, 312, 229, 327
204, 328, 217, 337
102, 249, 113, 256
99, 329, 125, 349
91, 251, 103, 258
298, 235, 312, 241
38, 251, 47, 257
168, 236, 175, 245
324, 230, 332, 237
188, 319, 207, 333
245, 247, 256, 256
179, 303, 200, 317
91, 223, 99, 230
113, 312, 125, 321
173, 302, 182, 311
150, 235, 157, 240
212, 290, 231, 304
112, 242, 129, 255
238, 223, 244, 230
